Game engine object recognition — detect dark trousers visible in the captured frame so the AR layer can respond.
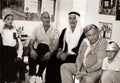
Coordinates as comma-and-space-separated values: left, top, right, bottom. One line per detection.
29, 43, 50, 77
16, 59, 26, 81
1, 46, 18, 82
45, 52, 77, 83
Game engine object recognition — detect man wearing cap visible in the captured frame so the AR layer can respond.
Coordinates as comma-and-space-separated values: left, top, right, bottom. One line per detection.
61, 24, 107, 83
45, 11, 85, 83
101, 41, 120, 83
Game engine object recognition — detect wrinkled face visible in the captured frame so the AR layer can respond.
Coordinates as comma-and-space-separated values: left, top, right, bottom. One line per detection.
106, 51, 117, 60
69, 14, 77, 29
85, 28, 99, 45
41, 13, 50, 26
4, 15, 13, 26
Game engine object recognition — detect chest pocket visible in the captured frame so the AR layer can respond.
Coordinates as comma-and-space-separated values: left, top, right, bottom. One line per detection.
84, 51, 98, 68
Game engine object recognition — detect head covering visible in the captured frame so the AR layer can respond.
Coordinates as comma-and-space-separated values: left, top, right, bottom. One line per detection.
106, 41, 120, 52
2, 8, 14, 20
68, 11, 80, 17
64, 11, 83, 54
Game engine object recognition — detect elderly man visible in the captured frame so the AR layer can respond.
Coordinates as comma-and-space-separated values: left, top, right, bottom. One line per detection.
61, 24, 107, 83
29, 11, 59, 83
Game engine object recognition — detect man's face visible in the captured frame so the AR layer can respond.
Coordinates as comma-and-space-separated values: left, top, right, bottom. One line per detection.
41, 13, 50, 26
85, 28, 99, 45
69, 14, 77, 28
4, 15, 13, 26
106, 51, 117, 60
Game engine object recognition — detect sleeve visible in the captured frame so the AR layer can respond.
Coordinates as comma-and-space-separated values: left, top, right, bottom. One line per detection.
17, 38, 23, 59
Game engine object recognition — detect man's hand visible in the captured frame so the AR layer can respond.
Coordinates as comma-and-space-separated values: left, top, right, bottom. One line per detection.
30, 49, 37, 60
43, 51, 52, 60
59, 53, 68, 61
75, 71, 87, 79
56, 48, 63, 59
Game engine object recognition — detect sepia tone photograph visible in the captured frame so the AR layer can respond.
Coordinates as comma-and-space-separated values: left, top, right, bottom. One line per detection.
0, 0, 120, 83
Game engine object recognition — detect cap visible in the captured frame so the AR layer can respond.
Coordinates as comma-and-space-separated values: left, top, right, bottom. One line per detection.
106, 41, 120, 52
2, 8, 14, 20
68, 11, 80, 17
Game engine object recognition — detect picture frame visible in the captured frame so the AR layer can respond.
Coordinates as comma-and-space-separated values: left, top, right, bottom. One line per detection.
99, 22, 112, 39
99, 0, 117, 15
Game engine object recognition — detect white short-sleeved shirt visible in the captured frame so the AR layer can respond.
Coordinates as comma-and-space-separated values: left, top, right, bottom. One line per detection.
102, 57, 120, 71
31, 23, 59, 49
1, 28, 17, 47
1, 28, 23, 58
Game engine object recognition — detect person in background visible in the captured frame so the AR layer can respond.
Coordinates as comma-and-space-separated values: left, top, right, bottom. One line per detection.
28, 11, 59, 83
101, 41, 120, 83
45, 11, 85, 83
61, 24, 107, 83
1, 8, 23, 83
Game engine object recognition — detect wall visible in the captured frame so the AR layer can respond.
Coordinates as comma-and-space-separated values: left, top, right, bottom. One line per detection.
73, 0, 87, 28
55, 0, 73, 33
85, 0, 120, 46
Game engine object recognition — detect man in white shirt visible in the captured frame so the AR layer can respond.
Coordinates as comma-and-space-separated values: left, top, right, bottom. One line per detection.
29, 11, 59, 83
101, 41, 120, 83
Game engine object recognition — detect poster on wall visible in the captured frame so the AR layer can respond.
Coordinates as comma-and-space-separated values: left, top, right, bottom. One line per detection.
24, 0, 38, 13
99, 22, 112, 39
99, 0, 117, 15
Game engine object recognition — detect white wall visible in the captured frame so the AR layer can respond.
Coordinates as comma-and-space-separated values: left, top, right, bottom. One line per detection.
85, 0, 120, 46
56, 0, 73, 33
73, 0, 87, 28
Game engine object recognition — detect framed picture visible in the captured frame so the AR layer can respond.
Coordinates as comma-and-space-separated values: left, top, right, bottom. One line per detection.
0, 0, 56, 21
99, 22, 112, 39
99, 0, 117, 15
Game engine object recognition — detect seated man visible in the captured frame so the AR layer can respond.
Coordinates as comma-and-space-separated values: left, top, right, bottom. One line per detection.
28, 11, 59, 83
61, 24, 107, 83
101, 41, 120, 83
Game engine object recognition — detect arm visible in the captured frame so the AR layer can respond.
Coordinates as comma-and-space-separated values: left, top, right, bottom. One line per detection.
76, 41, 85, 72
86, 39, 107, 73
17, 38, 23, 59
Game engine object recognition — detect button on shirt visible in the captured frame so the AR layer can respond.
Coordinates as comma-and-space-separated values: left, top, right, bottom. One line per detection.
31, 24, 59, 50
102, 56, 120, 71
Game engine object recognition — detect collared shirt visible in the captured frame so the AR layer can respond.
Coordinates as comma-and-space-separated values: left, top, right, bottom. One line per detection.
83, 38, 99, 66
102, 56, 120, 71
31, 23, 59, 50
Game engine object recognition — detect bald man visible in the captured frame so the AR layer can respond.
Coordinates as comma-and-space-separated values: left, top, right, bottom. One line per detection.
29, 11, 59, 82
